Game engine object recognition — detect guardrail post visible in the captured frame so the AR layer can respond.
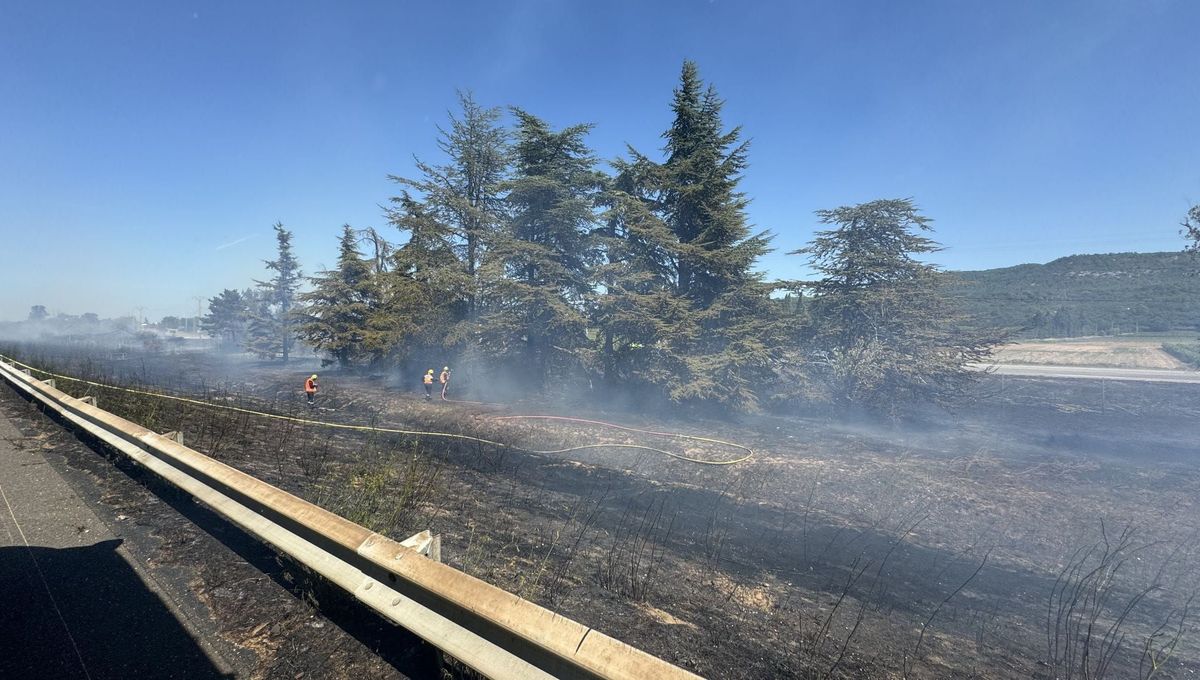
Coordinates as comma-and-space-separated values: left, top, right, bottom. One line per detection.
401, 530, 441, 562
162, 430, 184, 445
42, 379, 55, 389
21, 368, 31, 376
80, 396, 97, 406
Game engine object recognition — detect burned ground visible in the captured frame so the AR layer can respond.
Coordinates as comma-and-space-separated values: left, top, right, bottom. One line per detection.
3, 343, 1199, 679
0, 387, 437, 679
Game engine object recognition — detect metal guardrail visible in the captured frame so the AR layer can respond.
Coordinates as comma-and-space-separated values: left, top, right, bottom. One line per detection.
0, 359, 702, 680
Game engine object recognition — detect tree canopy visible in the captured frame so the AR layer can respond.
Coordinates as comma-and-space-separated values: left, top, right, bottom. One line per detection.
245, 223, 302, 361
792, 199, 1002, 413
207, 62, 1011, 417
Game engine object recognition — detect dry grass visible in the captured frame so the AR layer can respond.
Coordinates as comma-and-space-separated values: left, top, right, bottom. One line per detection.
994, 338, 1188, 369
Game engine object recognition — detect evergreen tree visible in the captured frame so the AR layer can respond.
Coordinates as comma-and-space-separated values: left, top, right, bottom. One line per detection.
478, 110, 603, 389
243, 287, 280, 359
1182, 204, 1200, 339
794, 199, 1001, 413
381, 193, 474, 362
389, 91, 508, 320
1183, 204, 1200, 256
600, 61, 777, 410
661, 61, 769, 307
357, 227, 393, 275
201, 289, 249, 351
592, 160, 696, 395
298, 226, 385, 368
245, 223, 302, 361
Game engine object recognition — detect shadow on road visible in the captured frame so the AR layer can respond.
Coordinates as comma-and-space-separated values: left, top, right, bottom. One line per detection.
0, 538, 233, 679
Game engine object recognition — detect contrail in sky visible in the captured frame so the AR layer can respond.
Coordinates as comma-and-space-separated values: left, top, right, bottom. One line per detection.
215, 234, 256, 251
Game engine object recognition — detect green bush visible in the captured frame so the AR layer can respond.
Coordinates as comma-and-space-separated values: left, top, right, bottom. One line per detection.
1162, 342, 1200, 368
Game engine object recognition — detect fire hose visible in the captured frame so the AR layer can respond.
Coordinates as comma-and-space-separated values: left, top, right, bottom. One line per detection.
0, 356, 753, 466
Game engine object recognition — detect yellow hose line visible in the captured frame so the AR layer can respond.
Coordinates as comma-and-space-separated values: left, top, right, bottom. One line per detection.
0, 355, 752, 466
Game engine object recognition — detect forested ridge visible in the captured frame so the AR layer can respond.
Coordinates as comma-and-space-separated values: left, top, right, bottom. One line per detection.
954, 251, 1200, 337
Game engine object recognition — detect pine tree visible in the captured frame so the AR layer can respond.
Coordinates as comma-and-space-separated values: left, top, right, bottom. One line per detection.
245, 223, 302, 361
243, 287, 280, 359
661, 61, 770, 307
1182, 205, 1200, 339
297, 226, 385, 368
1184, 204, 1200, 256
201, 289, 249, 351
601, 61, 777, 410
478, 109, 603, 389
381, 193, 474, 362
388, 91, 508, 320
795, 199, 1002, 413
592, 159, 696, 395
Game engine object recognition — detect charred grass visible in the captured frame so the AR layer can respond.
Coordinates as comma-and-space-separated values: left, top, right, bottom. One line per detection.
4, 343, 1200, 679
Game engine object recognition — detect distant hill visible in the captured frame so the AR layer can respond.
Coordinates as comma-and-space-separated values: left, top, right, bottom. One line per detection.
952, 252, 1200, 337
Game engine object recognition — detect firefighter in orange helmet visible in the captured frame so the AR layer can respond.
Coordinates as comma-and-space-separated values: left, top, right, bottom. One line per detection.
422, 369, 434, 401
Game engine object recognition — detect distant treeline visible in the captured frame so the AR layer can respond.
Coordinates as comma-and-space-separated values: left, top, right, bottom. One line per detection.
953, 252, 1200, 337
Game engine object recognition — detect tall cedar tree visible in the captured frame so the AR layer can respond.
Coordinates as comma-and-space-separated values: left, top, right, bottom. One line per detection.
243, 288, 278, 359
662, 61, 769, 307
201, 289, 249, 351
245, 223, 303, 361
297, 226, 385, 368
388, 91, 508, 325
377, 195, 468, 363
478, 110, 602, 389
593, 160, 697, 395
795, 199, 1001, 414
603, 61, 776, 409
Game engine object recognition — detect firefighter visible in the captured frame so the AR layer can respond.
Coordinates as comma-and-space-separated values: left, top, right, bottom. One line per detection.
304, 374, 318, 408
439, 366, 451, 399
423, 369, 434, 401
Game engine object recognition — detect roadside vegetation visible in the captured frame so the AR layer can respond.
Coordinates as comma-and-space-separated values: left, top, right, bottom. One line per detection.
186, 61, 999, 416
1163, 342, 1200, 368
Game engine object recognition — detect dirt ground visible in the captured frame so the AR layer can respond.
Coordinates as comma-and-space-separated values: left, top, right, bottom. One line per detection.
993, 336, 1194, 369
3, 342, 1199, 679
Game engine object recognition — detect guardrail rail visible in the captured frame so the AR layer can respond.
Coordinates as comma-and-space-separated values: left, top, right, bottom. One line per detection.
0, 358, 702, 680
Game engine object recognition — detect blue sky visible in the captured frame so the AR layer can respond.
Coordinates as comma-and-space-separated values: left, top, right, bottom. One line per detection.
1, 0, 1197, 321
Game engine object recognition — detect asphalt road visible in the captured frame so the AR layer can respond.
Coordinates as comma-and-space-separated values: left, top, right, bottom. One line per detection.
0, 387, 426, 680
0, 409, 238, 679
975, 363, 1200, 383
